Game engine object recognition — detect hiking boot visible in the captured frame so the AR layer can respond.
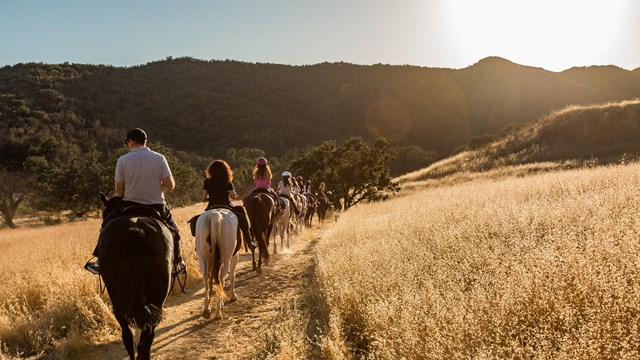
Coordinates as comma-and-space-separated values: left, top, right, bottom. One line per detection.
172, 260, 186, 277
84, 261, 100, 275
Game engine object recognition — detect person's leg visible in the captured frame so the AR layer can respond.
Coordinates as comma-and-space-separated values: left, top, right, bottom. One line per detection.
233, 206, 257, 250
271, 190, 281, 210
287, 195, 300, 215
155, 204, 183, 265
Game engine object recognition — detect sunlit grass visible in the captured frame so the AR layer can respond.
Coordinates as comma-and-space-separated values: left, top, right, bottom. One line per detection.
0, 203, 204, 358
314, 162, 640, 358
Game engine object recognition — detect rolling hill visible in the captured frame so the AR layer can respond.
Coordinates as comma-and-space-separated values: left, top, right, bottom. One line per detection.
397, 99, 640, 188
1, 56, 639, 173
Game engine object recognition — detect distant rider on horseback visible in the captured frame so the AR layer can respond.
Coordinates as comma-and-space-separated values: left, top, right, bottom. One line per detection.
278, 171, 300, 215
244, 157, 282, 212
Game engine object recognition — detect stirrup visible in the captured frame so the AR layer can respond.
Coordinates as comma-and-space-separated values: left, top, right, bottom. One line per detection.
170, 260, 187, 295
84, 258, 100, 275
172, 261, 186, 277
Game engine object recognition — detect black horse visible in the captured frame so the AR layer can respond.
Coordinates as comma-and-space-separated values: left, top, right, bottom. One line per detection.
304, 193, 317, 228
98, 193, 173, 360
243, 191, 274, 274
316, 194, 331, 223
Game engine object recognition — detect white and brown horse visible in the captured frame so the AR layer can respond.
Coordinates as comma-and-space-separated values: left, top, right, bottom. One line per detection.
195, 208, 239, 320
272, 196, 292, 253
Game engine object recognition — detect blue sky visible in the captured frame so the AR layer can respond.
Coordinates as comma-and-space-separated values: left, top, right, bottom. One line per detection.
1, 0, 639, 71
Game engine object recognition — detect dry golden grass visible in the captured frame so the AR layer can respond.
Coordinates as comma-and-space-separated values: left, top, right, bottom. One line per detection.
314, 162, 640, 359
7, 160, 640, 359
0, 203, 204, 359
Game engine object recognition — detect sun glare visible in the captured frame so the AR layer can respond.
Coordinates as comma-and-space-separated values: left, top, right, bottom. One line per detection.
442, 0, 629, 71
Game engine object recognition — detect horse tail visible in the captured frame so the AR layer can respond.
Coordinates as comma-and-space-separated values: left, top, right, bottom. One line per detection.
210, 211, 227, 300
117, 225, 164, 330
245, 196, 270, 264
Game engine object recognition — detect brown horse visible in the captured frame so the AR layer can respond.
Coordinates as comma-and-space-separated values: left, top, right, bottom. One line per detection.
304, 193, 317, 228
243, 191, 274, 274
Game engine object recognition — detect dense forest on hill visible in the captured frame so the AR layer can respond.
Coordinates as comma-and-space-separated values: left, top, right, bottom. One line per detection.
2, 56, 640, 170
1, 57, 640, 223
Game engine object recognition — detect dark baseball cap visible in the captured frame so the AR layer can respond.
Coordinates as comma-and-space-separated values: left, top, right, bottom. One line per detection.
124, 128, 147, 144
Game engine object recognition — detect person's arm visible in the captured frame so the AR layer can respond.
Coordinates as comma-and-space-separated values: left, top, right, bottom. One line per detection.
202, 190, 208, 202
162, 175, 175, 191
115, 181, 125, 197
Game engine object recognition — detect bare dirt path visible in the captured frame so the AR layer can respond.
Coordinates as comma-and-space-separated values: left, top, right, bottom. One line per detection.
74, 227, 323, 360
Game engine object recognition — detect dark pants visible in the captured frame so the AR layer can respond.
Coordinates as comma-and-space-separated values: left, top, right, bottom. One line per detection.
93, 201, 182, 264
279, 194, 299, 214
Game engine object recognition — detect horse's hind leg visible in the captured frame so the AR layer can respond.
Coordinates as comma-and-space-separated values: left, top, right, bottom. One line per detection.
272, 225, 278, 254
116, 315, 136, 360
251, 247, 258, 271
136, 327, 155, 360
228, 252, 239, 301
198, 257, 213, 319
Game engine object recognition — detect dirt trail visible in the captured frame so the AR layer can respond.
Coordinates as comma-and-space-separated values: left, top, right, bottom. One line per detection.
75, 228, 323, 360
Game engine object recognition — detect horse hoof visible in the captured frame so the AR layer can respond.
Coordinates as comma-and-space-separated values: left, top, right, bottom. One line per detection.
230, 294, 238, 302
256, 267, 262, 275
202, 308, 211, 319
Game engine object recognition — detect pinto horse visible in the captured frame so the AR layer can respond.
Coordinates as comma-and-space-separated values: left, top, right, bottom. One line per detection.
97, 193, 173, 360
272, 196, 292, 253
293, 193, 307, 234
195, 208, 239, 319
243, 191, 274, 274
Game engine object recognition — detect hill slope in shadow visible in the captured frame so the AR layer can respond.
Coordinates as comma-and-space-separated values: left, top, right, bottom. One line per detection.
398, 99, 640, 186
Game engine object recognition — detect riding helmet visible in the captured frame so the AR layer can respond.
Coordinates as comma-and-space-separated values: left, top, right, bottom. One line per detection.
282, 171, 292, 177
257, 157, 267, 165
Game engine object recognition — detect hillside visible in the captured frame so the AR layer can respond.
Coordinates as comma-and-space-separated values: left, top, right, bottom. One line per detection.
2, 57, 640, 173
397, 99, 640, 188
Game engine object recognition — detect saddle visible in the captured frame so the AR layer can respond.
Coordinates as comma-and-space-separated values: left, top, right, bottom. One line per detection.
120, 205, 163, 221
188, 205, 237, 236
187, 207, 243, 256
103, 202, 167, 231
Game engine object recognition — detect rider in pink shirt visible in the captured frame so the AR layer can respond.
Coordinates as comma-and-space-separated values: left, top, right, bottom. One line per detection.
246, 157, 281, 211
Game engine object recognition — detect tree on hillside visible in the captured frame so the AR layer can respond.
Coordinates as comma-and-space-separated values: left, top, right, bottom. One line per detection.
0, 169, 29, 228
290, 137, 400, 210
150, 143, 202, 207
24, 136, 112, 217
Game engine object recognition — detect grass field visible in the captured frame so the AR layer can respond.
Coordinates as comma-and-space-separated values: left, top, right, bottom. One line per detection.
4, 162, 640, 358
0, 203, 204, 358
311, 162, 640, 359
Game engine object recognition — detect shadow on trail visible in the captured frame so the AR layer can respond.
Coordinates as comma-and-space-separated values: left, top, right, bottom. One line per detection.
152, 313, 212, 352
